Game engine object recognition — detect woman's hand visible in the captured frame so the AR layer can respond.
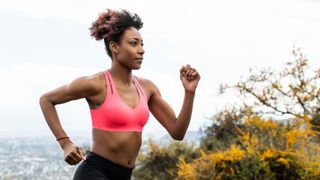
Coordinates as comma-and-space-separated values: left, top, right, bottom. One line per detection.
180, 64, 201, 92
60, 140, 86, 165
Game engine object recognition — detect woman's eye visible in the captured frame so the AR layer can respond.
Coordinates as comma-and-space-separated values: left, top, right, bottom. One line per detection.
130, 41, 137, 46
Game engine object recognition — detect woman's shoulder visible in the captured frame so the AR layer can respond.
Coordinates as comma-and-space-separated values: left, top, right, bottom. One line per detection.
134, 76, 154, 86
75, 71, 106, 92
83, 71, 105, 84
134, 76, 160, 94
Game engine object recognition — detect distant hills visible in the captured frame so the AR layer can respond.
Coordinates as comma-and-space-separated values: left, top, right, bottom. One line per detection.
154, 130, 204, 145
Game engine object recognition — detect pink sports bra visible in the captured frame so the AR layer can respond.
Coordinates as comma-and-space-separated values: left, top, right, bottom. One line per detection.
90, 70, 149, 132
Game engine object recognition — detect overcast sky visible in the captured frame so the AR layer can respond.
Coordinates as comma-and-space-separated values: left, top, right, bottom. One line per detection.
1, 0, 320, 139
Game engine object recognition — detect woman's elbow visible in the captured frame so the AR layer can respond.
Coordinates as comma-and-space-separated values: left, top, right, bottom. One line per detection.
39, 95, 46, 106
173, 136, 184, 141
171, 132, 185, 141
39, 94, 52, 107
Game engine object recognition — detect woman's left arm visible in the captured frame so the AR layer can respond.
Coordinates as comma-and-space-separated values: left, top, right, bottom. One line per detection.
147, 64, 200, 140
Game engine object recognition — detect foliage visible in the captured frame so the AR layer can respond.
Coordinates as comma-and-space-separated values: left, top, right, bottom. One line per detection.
133, 140, 199, 180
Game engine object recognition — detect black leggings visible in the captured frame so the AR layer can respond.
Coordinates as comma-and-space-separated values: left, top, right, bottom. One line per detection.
73, 151, 134, 180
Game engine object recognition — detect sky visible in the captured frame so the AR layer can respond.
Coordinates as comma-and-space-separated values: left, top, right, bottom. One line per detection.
1, 0, 320, 139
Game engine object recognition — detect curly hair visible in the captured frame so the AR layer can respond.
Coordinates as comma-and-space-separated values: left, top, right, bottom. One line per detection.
89, 9, 143, 58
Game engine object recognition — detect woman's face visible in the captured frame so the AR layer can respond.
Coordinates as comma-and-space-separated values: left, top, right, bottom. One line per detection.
114, 26, 145, 70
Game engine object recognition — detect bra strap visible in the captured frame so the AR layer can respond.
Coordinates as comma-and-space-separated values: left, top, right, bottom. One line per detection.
104, 70, 114, 95
132, 77, 145, 97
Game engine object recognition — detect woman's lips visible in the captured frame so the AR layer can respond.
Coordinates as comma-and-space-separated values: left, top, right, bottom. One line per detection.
135, 58, 143, 63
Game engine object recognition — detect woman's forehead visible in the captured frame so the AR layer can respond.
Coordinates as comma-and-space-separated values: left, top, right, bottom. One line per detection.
122, 27, 143, 40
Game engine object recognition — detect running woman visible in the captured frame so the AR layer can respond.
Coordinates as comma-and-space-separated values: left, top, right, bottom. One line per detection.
39, 9, 200, 180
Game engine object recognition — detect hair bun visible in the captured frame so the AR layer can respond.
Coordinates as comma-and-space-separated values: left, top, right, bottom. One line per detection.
89, 9, 114, 41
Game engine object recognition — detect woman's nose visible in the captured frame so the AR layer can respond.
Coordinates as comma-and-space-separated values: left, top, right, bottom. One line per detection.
138, 46, 145, 55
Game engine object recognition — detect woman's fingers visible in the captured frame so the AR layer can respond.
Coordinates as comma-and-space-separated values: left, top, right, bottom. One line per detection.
72, 150, 84, 162
189, 68, 195, 75
77, 147, 86, 160
65, 148, 84, 165
191, 71, 198, 76
65, 154, 78, 165
180, 66, 187, 79
180, 66, 185, 75
180, 64, 200, 80
185, 69, 196, 80
185, 65, 191, 74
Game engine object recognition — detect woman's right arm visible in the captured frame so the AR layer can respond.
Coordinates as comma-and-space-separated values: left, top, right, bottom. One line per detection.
39, 74, 102, 165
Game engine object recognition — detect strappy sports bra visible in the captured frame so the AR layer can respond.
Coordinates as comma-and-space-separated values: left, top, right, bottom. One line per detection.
90, 70, 149, 132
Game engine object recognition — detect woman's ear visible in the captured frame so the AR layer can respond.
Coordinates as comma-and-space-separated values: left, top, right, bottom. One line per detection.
109, 41, 119, 54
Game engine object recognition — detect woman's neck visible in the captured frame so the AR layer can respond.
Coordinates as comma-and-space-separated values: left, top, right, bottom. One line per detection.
109, 64, 133, 87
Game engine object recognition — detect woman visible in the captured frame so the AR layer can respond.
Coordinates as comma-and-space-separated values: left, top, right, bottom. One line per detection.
39, 9, 200, 180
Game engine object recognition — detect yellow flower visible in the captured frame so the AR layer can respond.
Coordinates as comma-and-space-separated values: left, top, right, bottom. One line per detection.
245, 116, 278, 130
243, 132, 250, 142
229, 145, 245, 161
286, 130, 299, 146
277, 157, 289, 167
177, 157, 196, 179
260, 149, 276, 161
260, 120, 278, 130
208, 151, 225, 164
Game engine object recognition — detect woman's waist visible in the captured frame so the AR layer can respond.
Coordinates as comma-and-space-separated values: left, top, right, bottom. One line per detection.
90, 145, 138, 168
91, 129, 142, 167
84, 151, 135, 172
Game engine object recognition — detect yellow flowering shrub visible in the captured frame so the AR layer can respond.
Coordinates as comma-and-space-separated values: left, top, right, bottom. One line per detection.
178, 145, 246, 179
177, 116, 320, 179
133, 140, 199, 180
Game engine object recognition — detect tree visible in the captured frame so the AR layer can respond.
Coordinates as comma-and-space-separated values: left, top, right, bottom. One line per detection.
216, 48, 320, 141
219, 48, 320, 120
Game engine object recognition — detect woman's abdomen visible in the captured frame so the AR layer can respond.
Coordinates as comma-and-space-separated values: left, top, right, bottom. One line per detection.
91, 128, 142, 168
